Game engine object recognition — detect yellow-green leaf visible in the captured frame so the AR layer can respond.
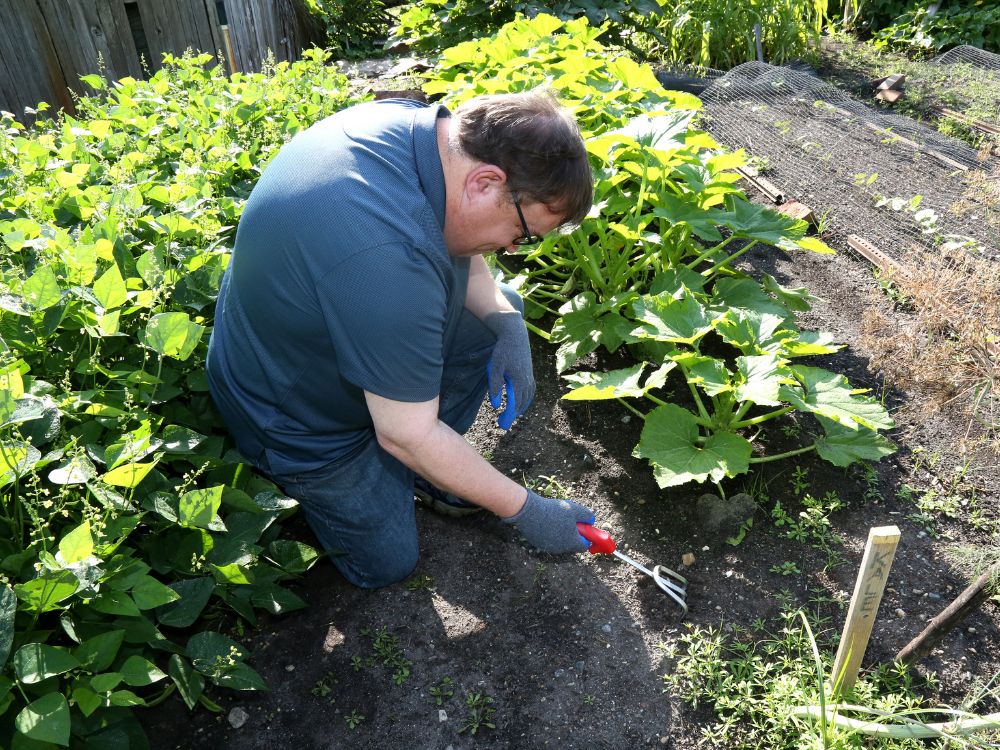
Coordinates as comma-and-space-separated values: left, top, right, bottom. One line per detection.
102, 460, 158, 488
58, 521, 94, 564
93, 263, 128, 310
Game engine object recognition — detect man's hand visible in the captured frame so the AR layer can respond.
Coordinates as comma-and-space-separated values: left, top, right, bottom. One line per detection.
485, 311, 535, 430
502, 490, 594, 554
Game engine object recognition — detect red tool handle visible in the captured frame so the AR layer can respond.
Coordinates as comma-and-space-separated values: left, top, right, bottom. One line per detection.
577, 523, 617, 555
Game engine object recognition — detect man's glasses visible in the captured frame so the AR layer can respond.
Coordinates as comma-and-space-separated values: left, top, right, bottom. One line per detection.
511, 191, 543, 246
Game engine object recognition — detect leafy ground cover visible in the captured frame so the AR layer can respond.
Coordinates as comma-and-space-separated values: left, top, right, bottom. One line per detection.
0, 51, 364, 747
1, 12, 998, 750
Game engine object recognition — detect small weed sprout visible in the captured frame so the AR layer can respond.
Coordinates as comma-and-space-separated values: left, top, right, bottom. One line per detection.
771, 561, 801, 576
429, 677, 454, 706
344, 710, 364, 729
459, 692, 497, 735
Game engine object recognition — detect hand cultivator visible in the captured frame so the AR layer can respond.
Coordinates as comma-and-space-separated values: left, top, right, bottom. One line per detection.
578, 524, 688, 614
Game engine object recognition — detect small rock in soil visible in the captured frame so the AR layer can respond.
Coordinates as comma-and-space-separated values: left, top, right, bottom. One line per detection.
682, 552, 696, 566
601, 623, 612, 634
438, 710, 448, 722
228, 707, 249, 729
695, 493, 756, 537
895, 608, 906, 618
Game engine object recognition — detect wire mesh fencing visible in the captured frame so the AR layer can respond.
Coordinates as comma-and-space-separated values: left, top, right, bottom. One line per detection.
696, 61, 999, 264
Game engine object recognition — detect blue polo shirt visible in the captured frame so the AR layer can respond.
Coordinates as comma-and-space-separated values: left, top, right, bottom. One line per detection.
207, 99, 469, 475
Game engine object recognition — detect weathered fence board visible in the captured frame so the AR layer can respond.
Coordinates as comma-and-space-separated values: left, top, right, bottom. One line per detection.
0, 0, 321, 121
134, 0, 223, 71
34, 0, 144, 97
0, 0, 72, 115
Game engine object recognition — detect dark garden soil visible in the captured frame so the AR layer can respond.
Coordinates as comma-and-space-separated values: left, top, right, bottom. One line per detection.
142, 59, 1000, 750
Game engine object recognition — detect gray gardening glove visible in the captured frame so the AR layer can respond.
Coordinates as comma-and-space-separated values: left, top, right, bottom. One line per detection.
503, 489, 594, 554
484, 311, 535, 430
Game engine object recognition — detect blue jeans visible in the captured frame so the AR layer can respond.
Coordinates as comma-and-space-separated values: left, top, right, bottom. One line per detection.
271, 285, 523, 589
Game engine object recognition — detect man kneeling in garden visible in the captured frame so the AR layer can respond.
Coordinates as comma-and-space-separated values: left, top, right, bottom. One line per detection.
207, 91, 597, 588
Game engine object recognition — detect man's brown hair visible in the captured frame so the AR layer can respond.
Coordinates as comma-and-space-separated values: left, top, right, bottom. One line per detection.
454, 91, 593, 226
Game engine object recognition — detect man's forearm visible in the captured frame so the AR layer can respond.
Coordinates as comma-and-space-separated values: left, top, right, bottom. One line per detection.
377, 420, 527, 518
464, 255, 517, 321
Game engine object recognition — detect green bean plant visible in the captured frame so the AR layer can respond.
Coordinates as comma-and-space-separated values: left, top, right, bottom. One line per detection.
425, 15, 895, 490
0, 50, 361, 748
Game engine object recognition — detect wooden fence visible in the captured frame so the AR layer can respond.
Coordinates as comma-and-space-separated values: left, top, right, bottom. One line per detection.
0, 0, 321, 120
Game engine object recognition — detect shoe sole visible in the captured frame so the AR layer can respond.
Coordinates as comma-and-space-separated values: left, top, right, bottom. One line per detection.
414, 488, 483, 518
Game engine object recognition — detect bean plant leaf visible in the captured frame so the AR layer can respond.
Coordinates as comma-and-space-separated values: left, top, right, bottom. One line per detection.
121, 655, 168, 686
161, 425, 207, 453
179, 485, 224, 529
0, 440, 41, 485
13, 643, 81, 683
57, 520, 94, 563
251, 584, 307, 614
90, 590, 141, 617
635, 404, 753, 487
93, 263, 128, 309
781, 366, 895, 431
813, 415, 896, 467
187, 631, 248, 673
0, 585, 16, 670
143, 312, 205, 361
48, 454, 98, 485
156, 577, 215, 628
14, 570, 79, 612
101, 459, 158, 488
109, 688, 147, 706
631, 294, 715, 345
73, 630, 126, 673
15, 692, 70, 746
90, 672, 124, 692
131, 575, 182, 610
72, 686, 102, 717
264, 540, 321, 575
168, 654, 204, 710
214, 662, 268, 691
22, 266, 63, 310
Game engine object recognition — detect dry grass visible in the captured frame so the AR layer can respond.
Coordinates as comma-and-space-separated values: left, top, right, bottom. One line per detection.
860, 246, 999, 444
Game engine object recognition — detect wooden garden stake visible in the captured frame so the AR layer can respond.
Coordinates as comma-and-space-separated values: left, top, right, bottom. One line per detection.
830, 525, 901, 698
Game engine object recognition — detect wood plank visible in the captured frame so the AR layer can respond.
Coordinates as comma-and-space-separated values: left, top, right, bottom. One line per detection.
226, 0, 262, 72
35, 0, 142, 94
0, 0, 73, 117
135, 0, 222, 71
93, 0, 144, 80
830, 526, 901, 697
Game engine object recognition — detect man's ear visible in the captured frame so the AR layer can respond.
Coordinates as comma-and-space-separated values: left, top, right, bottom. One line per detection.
465, 163, 508, 204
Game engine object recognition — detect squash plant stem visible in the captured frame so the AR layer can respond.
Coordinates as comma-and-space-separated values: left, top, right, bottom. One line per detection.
732, 406, 794, 429
748, 444, 816, 464
701, 240, 759, 277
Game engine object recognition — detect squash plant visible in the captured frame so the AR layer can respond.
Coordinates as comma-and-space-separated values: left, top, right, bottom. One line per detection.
425, 15, 895, 489
0, 51, 361, 747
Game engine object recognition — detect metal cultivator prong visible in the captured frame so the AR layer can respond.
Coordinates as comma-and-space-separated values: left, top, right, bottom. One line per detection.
577, 523, 690, 615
